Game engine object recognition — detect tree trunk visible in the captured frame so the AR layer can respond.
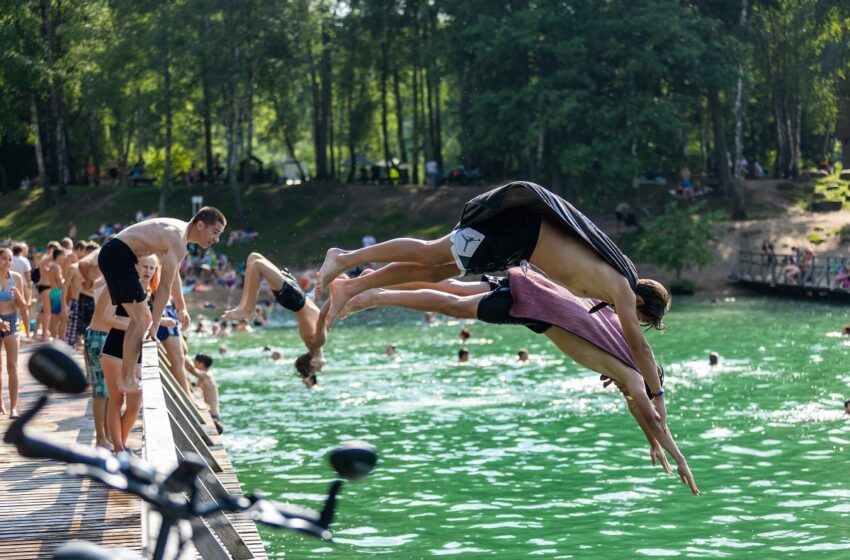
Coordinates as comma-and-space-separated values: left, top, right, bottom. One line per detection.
284, 132, 306, 182
380, 35, 391, 172
708, 85, 732, 196
728, 0, 748, 220
411, 64, 421, 184
30, 95, 52, 205
346, 81, 356, 183
83, 78, 99, 185
308, 45, 323, 180
202, 81, 214, 183
317, 24, 332, 179
393, 69, 408, 168
244, 63, 255, 189
160, 39, 172, 217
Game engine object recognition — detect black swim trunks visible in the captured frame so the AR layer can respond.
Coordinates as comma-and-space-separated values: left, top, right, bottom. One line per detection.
476, 276, 550, 334
78, 294, 95, 334
272, 269, 306, 312
100, 304, 142, 364
99, 237, 146, 305
450, 207, 541, 276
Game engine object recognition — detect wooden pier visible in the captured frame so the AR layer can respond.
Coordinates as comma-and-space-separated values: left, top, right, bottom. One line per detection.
0, 342, 267, 559
730, 250, 850, 300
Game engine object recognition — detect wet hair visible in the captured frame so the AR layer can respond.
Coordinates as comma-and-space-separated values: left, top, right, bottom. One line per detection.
194, 353, 214, 369
74, 241, 85, 251
191, 206, 226, 227
295, 352, 318, 376
294, 352, 318, 386
460, 327, 471, 340
195, 352, 213, 369
458, 347, 469, 360
634, 279, 671, 331
52, 248, 63, 260
845, 398, 850, 408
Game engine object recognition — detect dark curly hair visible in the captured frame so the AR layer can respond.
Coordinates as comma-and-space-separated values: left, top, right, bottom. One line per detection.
634, 279, 671, 331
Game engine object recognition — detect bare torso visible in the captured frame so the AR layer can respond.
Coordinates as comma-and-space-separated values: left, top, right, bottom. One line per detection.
530, 221, 632, 304
48, 261, 64, 289
66, 264, 83, 300
88, 281, 111, 332
116, 218, 190, 259
79, 250, 101, 297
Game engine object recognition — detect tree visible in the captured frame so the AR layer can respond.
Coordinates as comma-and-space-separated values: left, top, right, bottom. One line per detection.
632, 202, 719, 280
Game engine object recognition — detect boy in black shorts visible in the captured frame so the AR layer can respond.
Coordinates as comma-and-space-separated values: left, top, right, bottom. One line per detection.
222, 252, 329, 385
316, 181, 671, 423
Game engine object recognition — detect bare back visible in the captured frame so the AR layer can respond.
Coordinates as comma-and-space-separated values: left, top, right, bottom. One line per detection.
88, 282, 112, 332
116, 218, 190, 259
66, 264, 83, 300
530, 220, 632, 304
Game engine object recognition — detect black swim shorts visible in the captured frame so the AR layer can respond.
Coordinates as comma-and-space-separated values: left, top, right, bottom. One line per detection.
476, 277, 550, 334
450, 207, 541, 276
99, 238, 146, 305
78, 294, 96, 334
272, 269, 306, 312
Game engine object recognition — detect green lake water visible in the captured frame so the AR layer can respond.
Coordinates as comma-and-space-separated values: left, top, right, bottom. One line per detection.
193, 298, 850, 559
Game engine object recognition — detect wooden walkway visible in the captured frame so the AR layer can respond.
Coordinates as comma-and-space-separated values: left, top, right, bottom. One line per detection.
0, 343, 267, 559
731, 250, 850, 300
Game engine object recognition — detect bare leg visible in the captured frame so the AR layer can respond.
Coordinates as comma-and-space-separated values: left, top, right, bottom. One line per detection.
102, 356, 126, 452
324, 262, 460, 329
345, 288, 485, 320
317, 234, 455, 296
0, 344, 5, 415
119, 301, 152, 393
4, 335, 19, 417
40, 289, 52, 340
92, 397, 112, 450
223, 253, 286, 320
162, 335, 190, 395
122, 386, 142, 449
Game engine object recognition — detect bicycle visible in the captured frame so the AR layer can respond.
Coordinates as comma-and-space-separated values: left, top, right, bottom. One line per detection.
4, 344, 378, 560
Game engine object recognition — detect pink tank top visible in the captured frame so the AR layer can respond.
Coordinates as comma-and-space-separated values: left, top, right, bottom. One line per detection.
507, 268, 638, 371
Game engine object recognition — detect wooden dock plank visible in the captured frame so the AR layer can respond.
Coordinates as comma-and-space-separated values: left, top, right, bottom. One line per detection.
0, 342, 268, 559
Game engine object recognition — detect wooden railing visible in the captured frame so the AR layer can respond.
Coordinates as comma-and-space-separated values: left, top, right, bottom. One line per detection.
730, 251, 850, 292
140, 341, 265, 559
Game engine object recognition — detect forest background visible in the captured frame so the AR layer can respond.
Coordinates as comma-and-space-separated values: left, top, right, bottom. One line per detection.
2, 0, 850, 228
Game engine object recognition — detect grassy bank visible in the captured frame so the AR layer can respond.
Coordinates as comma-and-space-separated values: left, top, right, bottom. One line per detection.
0, 181, 490, 266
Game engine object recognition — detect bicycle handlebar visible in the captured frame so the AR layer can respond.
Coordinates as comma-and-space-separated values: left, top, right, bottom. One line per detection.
4, 393, 336, 541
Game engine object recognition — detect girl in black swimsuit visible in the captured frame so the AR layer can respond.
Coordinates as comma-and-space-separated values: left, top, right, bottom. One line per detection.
100, 254, 160, 453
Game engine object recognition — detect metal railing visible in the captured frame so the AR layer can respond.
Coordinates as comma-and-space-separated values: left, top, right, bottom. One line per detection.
731, 251, 850, 292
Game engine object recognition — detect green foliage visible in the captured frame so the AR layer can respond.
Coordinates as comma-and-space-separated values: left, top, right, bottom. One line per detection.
632, 202, 720, 279
669, 279, 698, 296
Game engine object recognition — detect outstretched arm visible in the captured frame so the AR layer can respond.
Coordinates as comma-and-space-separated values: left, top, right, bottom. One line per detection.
617, 375, 699, 496
611, 288, 666, 423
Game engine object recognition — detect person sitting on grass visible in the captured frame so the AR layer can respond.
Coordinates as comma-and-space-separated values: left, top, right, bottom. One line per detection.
222, 252, 330, 387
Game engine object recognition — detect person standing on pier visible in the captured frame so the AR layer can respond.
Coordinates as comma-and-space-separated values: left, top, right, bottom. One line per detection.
97, 207, 226, 394
0, 248, 29, 418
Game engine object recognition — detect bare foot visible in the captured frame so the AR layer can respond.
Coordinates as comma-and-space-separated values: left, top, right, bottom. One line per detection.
338, 289, 379, 320
325, 278, 357, 330
96, 439, 115, 451
9, 409, 20, 419
222, 306, 251, 321
316, 248, 348, 298
118, 375, 142, 394
0, 407, 7, 416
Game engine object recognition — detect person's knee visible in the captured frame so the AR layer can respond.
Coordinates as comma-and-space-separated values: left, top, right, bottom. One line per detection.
247, 252, 263, 266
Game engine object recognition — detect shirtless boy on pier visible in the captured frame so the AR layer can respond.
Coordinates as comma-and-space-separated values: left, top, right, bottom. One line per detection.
98, 207, 226, 393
